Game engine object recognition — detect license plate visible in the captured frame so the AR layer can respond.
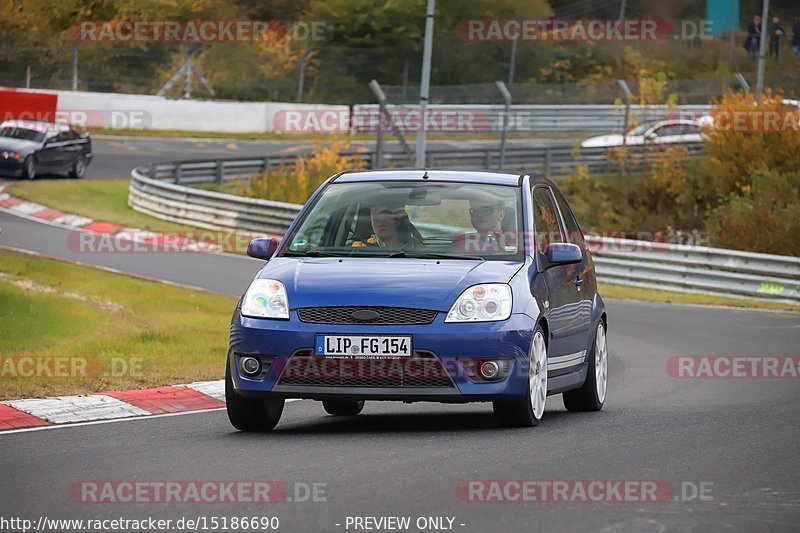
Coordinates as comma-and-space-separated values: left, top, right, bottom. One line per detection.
315, 335, 412, 358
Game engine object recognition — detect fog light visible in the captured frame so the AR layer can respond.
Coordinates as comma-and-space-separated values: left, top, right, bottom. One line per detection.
479, 360, 500, 380
240, 356, 261, 376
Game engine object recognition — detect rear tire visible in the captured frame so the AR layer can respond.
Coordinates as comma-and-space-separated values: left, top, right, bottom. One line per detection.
323, 399, 364, 416
493, 324, 547, 427
23, 156, 36, 180
225, 362, 284, 431
563, 320, 607, 412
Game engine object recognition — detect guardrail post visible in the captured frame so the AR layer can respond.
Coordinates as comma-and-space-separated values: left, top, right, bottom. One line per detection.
175, 164, 182, 184
495, 80, 512, 170
261, 157, 270, 173
368, 80, 386, 168
617, 79, 633, 143
215, 160, 223, 184
148, 164, 156, 180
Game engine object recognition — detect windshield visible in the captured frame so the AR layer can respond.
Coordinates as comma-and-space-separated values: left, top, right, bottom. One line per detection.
627, 124, 652, 136
0, 126, 45, 142
283, 180, 523, 261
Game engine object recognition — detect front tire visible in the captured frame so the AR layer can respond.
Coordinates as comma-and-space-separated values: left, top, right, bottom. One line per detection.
23, 156, 36, 179
563, 320, 607, 412
225, 362, 284, 431
493, 324, 547, 427
323, 399, 364, 416
70, 156, 87, 179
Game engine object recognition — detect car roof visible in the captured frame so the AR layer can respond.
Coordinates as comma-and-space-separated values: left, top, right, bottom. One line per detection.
0, 120, 70, 133
334, 168, 542, 187
649, 119, 699, 127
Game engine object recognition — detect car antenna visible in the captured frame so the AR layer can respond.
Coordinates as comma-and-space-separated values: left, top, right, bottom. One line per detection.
422, 171, 429, 180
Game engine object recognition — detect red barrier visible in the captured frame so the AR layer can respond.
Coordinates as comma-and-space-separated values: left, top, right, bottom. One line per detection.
0, 88, 59, 123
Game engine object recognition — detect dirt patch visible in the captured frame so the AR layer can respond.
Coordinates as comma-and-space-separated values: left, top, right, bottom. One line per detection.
0, 272, 124, 312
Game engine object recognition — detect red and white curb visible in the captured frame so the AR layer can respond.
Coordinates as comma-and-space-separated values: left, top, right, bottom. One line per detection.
0, 380, 225, 431
0, 189, 223, 253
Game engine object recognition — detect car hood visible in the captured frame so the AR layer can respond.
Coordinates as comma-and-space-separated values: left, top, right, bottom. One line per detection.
581, 134, 643, 148
256, 257, 523, 311
0, 137, 39, 153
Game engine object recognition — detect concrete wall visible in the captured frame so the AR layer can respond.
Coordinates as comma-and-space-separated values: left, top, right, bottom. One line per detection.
0, 87, 350, 134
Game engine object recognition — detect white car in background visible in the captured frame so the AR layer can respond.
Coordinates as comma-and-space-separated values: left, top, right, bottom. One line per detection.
581, 119, 705, 148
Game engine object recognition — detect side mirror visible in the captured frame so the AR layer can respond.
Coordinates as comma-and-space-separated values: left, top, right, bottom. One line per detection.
645, 132, 657, 141
247, 237, 279, 260
544, 242, 582, 268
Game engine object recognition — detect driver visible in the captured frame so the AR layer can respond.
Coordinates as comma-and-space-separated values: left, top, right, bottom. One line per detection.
452, 198, 513, 253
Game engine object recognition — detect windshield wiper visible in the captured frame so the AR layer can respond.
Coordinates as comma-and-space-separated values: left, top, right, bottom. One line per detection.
283, 250, 352, 257
387, 251, 484, 260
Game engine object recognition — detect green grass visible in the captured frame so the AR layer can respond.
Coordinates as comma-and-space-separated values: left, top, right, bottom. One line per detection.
599, 282, 800, 313
8, 179, 196, 233
0, 249, 236, 400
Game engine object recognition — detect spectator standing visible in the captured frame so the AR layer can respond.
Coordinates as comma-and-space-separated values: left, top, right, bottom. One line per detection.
746, 15, 762, 60
769, 16, 786, 59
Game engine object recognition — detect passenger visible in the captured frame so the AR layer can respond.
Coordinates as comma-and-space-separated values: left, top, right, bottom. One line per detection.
352, 204, 423, 249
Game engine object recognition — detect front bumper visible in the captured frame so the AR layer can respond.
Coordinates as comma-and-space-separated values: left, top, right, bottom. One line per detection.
229, 310, 536, 402
0, 159, 24, 178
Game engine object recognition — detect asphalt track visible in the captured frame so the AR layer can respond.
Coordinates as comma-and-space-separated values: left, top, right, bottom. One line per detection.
1, 208, 800, 531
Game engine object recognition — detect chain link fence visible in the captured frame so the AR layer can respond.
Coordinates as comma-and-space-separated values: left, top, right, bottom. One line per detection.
3, 35, 799, 104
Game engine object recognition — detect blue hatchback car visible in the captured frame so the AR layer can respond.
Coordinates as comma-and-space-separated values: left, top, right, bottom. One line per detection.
226, 169, 608, 430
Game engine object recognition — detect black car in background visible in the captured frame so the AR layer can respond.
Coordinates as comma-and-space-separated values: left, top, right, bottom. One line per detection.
0, 120, 92, 179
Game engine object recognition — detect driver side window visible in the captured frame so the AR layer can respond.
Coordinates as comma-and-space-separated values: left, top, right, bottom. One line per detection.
532, 187, 564, 254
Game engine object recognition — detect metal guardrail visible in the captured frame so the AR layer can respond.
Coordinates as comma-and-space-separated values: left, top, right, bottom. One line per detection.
129, 166, 799, 305
586, 236, 800, 304
130, 168, 303, 235
143, 153, 369, 186
134, 141, 703, 183
405, 143, 705, 176
351, 104, 712, 135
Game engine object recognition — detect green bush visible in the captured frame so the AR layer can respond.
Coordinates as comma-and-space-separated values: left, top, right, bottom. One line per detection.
706, 167, 800, 256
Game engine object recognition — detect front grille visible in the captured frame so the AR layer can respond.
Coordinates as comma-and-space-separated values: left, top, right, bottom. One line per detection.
277, 351, 454, 388
296, 306, 437, 325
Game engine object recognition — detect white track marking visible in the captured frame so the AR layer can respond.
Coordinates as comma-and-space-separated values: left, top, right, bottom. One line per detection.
0, 400, 304, 435
185, 380, 225, 402
8, 395, 150, 424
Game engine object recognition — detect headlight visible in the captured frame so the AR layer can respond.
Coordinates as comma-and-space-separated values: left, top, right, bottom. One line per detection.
241, 279, 290, 319
445, 284, 512, 323
1, 151, 21, 160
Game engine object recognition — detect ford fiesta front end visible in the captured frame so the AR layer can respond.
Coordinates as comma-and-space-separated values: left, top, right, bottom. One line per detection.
226, 169, 608, 431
